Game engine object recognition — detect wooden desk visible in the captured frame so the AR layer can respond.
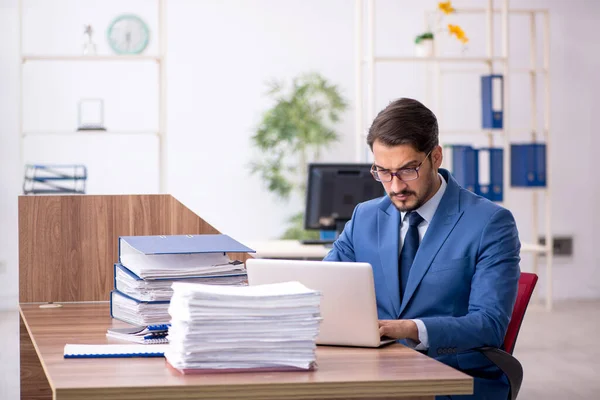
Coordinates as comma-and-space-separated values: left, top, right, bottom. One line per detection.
243, 240, 331, 260
20, 303, 472, 400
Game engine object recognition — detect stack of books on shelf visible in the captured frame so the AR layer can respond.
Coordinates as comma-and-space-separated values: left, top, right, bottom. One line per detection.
110, 234, 254, 328
23, 164, 87, 194
165, 281, 322, 373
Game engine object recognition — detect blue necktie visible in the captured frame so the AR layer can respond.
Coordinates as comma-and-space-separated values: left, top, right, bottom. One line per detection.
400, 211, 424, 298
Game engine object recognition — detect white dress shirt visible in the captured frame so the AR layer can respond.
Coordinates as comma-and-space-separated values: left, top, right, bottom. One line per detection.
399, 173, 447, 350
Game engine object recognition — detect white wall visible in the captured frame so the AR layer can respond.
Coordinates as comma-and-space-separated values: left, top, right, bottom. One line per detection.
1, 0, 599, 309
0, 0, 21, 308
531, 0, 600, 299
166, 0, 356, 242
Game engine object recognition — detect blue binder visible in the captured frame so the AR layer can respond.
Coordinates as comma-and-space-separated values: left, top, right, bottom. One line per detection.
451, 145, 479, 194
113, 262, 247, 302
110, 290, 170, 311
481, 75, 504, 129
114, 262, 246, 283
478, 147, 504, 202
119, 234, 255, 256
510, 143, 547, 187
110, 290, 171, 326
118, 234, 254, 280
448, 145, 504, 202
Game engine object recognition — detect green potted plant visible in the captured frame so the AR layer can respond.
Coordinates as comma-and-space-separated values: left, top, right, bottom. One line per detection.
250, 72, 348, 240
414, 1, 469, 57
415, 32, 434, 57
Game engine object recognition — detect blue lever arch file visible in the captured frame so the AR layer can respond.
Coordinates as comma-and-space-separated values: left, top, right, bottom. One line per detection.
510, 143, 547, 187
118, 234, 253, 280
481, 75, 504, 129
119, 234, 254, 255
451, 145, 479, 194
478, 147, 504, 202
113, 262, 247, 302
448, 145, 504, 202
110, 290, 171, 327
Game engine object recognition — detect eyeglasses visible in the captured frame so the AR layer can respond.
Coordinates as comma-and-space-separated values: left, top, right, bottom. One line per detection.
370, 151, 432, 183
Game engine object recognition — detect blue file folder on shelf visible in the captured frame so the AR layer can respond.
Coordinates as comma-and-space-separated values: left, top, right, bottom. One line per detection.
447, 145, 504, 202
478, 147, 504, 202
481, 75, 504, 129
450, 145, 479, 194
511, 143, 547, 187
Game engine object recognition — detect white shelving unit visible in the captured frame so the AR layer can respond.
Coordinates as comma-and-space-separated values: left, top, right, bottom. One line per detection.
355, 0, 553, 310
18, 0, 168, 193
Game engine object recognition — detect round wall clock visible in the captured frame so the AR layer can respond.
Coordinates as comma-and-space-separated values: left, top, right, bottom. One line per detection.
107, 14, 150, 55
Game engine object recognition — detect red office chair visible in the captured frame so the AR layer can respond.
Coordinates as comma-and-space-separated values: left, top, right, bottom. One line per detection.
477, 272, 538, 400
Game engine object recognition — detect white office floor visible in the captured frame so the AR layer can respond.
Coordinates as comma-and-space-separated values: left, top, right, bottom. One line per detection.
1, 299, 599, 399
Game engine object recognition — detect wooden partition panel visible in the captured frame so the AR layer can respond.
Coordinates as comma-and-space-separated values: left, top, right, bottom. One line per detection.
19, 194, 253, 303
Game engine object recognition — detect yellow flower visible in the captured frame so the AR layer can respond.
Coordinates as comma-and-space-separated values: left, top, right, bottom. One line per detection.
448, 24, 469, 44
438, 1, 455, 15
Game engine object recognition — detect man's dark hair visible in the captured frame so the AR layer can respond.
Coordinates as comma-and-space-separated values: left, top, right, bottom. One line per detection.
366, 98, 438, 154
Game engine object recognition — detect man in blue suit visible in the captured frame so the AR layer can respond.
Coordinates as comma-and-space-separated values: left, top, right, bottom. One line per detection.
324, 98, 520, 400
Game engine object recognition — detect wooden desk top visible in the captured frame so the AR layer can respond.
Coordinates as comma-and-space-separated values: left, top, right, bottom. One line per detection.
20, 302, 472, 400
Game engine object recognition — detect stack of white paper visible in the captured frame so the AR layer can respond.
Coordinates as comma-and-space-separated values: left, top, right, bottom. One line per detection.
165, 281, 322, 373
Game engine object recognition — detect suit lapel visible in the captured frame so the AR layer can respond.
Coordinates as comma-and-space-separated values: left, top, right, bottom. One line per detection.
398, 169, 464, 316
377, 198, 401, 317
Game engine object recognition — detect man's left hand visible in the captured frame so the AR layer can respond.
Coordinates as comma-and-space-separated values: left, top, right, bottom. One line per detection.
378, 319, 420, 342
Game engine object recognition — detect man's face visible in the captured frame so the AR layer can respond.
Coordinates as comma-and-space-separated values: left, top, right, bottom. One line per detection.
372, 141, 442, 212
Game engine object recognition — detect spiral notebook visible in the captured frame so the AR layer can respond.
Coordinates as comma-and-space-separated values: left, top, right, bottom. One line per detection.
106, 324, 169, 344
64, 344, 169, 358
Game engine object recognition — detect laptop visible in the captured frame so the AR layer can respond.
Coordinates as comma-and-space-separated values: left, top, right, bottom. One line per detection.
245, 259, 396, 348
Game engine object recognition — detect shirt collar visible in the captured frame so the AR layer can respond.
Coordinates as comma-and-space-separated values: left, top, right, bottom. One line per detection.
401, 173, 447, 224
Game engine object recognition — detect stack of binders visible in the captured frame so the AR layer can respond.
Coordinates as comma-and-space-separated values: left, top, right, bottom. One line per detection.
445, 145, 504, 202
23, 164, 87, 194
110, 234, 255, 327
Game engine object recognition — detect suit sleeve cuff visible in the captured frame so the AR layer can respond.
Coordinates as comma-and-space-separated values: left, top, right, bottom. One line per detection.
406, 319, 429, 350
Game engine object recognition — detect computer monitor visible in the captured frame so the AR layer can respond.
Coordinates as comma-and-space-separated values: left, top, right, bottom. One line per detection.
304, 163, 385, 242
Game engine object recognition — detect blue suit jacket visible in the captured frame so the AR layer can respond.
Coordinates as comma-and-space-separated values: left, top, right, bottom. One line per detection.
324, 169, 520, 400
